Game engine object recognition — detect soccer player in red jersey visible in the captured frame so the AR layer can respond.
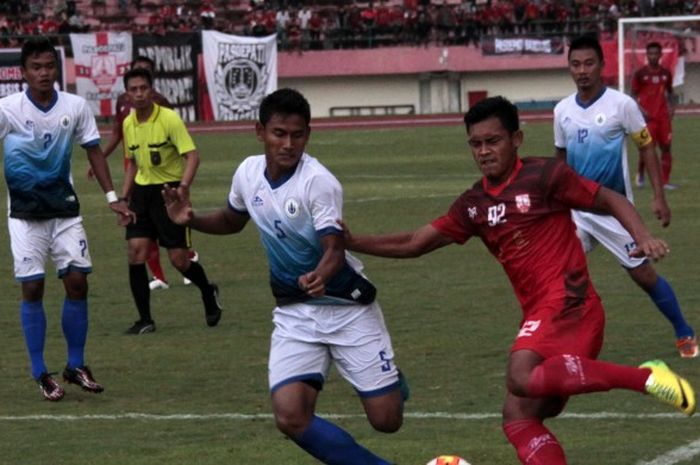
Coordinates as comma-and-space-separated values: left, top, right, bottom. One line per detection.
631, 41, 676, 188
342, 96, 695, 465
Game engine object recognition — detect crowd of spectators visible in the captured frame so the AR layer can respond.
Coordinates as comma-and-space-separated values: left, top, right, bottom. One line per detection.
1, 0, 699, 50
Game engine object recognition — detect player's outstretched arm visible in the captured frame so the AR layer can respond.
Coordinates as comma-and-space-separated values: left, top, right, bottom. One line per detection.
639, 142, 671, 227
593, 186, 669, 261
339, 221, 453, 258
162, 184, 249, 234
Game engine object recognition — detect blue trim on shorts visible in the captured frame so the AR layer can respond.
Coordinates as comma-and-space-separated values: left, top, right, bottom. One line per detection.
16, 273, 45, 282
57, 265, 92, 278
270, 373, 325, 394
356, 380, 400, 398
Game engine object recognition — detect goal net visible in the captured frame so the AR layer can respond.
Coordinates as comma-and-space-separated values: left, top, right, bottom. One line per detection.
616, 15, 700, 100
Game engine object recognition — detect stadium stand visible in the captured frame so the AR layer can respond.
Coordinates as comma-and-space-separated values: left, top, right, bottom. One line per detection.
1, 0, 699, 50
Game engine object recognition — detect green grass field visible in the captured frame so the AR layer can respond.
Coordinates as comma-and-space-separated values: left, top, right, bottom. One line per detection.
0, 116, 698, 465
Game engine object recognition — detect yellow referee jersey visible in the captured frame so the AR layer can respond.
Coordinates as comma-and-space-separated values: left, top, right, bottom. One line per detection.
123, 103, 196, 185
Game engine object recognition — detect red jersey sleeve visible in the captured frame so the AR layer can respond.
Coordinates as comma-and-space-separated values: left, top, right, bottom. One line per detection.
431, 193, 475, 245
631, 69, 642, 95
546, 159, 600, 209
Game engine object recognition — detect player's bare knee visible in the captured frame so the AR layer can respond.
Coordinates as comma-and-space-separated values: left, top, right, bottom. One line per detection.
506, 373, 529, 397
273, 410, 311, 438
367, 411, 403, 433
628, 263, 657, 290
169, 251, 190, 272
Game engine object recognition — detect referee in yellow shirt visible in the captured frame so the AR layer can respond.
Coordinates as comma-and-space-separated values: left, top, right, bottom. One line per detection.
120, 67, 222, 334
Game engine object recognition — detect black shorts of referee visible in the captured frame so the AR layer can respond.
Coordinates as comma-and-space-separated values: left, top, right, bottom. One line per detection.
125, 182, 191, 249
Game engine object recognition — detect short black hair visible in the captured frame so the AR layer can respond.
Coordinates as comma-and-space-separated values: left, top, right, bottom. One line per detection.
259, 88, 311, 126
131, 55, 156, 70
123, 67, 153, 88
20, 36, 58, 68
464, 96, 519, 133
646, 41, 662, 52
568, 35, 604, 62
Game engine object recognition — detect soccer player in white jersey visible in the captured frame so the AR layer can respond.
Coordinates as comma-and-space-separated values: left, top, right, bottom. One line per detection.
0, 37, 133, 401
163, 88, 407, 465
554, 35, 697, 358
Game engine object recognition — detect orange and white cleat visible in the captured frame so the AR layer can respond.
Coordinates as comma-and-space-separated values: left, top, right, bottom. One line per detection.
677, 336, 699, 359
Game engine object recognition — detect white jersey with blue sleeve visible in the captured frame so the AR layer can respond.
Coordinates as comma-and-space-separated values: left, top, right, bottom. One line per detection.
228, 153, 376, 306
554, 87, 648, 200
0, 90, 100, 219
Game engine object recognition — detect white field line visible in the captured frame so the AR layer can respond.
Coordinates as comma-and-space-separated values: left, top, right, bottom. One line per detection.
0, 411, 695, 422
636, 438, 700, 465
98, 107, 700, 137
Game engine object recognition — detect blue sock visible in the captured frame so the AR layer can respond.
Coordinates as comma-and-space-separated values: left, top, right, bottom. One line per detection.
293, 416, 392, 465
20, 300, 48, 380
647, 276, 694, 338
61, 298, 88, 369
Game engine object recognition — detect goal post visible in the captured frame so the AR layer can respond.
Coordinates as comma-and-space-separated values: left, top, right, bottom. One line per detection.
617, 15, 700, 94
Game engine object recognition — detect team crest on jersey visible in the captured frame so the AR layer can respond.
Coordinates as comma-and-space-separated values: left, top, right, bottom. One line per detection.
60, 115, 71, 128
594, 113, 606, 126
25, 120, 34, 129
515, 194, 531, 213
468, 206, 478, 219
284, 198, 300, 218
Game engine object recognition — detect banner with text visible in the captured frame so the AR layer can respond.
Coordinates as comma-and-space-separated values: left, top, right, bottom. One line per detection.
70, 32, 132, 116
0, 47, 67, 98
134, 33, 199, 122
481, 36, 564, 55
202, 31, 277, 121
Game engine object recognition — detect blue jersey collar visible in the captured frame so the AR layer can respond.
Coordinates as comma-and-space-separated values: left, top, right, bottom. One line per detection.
575, 86, 607, 109
26, 89, 58, 113
265, 162, 300, 189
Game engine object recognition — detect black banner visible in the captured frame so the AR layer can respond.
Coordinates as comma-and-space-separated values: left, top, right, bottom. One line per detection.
0, 47, 67, 98
481, 36, 564, 55
133, 33, 199, 122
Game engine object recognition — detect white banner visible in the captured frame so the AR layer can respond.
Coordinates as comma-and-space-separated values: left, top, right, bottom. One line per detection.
70, 32, 132, 116
202, 31, 277, 121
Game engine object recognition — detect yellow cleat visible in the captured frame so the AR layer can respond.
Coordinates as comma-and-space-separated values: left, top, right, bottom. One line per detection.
640, 360, 695, 416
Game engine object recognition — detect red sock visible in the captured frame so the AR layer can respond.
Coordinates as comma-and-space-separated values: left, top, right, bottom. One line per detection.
146, 241, 167, 282
527, 355, 649, 397
503, 419, 567, 465
661, 151, 672, 185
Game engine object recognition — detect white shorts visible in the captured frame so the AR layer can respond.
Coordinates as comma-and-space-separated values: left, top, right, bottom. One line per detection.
572, 210, 645, 269
268, 300, 399, 398
8, 216, 93, 281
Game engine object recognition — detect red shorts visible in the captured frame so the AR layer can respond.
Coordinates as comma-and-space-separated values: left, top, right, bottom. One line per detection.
647, 118, 672, 146
511, 295, 605, 359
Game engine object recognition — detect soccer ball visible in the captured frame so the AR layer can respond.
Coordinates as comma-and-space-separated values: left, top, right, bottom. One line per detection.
426, 455, 471, 465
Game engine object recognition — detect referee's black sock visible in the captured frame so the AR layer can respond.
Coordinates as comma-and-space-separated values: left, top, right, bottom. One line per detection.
182, 261, 213, 294
129, 263, 152, 322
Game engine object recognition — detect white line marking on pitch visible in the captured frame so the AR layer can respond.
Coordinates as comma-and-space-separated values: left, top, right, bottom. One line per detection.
0, 411, 694, 422
636, 438, 700, 465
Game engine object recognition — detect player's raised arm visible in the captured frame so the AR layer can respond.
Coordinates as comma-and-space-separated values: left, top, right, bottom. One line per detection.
341, 221, 454, 258
162, 184, 249, 235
